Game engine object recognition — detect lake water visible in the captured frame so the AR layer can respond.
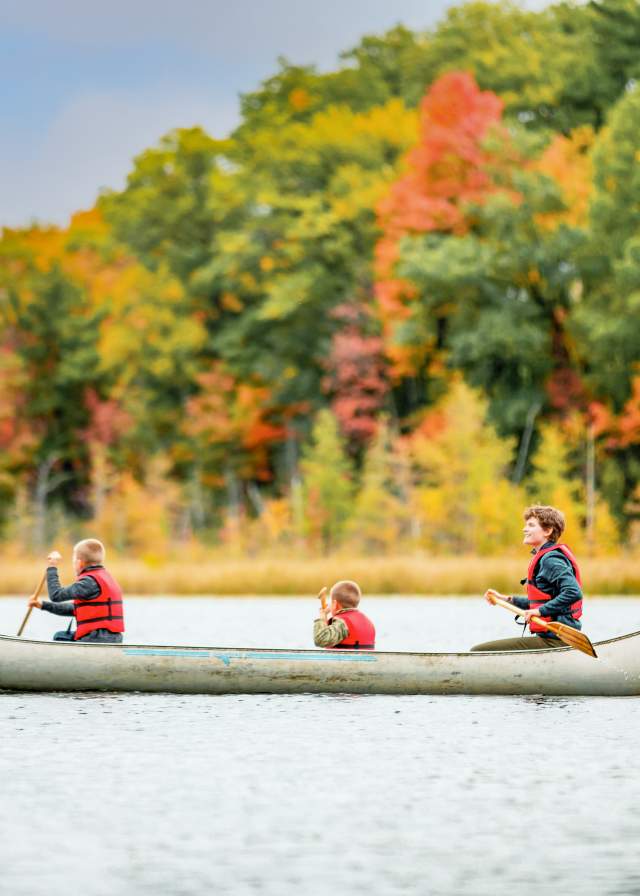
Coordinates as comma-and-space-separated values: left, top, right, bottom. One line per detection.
1, 596, 640, 896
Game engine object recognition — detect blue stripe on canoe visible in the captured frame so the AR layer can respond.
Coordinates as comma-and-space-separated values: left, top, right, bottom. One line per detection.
123, 648, 377, 667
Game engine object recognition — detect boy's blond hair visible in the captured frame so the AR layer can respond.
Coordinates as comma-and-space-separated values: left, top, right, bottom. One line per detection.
330, 580, 361, 608
524, 505, 565, 543
74, 538, 106, 566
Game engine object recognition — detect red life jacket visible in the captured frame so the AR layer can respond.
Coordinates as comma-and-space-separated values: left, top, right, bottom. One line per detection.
526, 543, 582, 633
330, 609, 375, 649
74, 567, 125, 640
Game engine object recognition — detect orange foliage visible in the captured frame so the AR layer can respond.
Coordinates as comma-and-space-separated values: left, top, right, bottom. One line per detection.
616, 377, 640, 448
583, 379, 640, 450
412, 407, 448, 441
535, 127, 594, 229
288, 87, 312, 112
184, 364, 287, 480
588, 400, 614, 440
377, 72, 504, 241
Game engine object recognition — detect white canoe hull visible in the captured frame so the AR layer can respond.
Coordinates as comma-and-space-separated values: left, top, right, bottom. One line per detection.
1, 632, 639, 696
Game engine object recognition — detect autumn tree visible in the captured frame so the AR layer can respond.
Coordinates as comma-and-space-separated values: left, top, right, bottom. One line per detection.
0, 263, 103, 529
374, 71, 505, 393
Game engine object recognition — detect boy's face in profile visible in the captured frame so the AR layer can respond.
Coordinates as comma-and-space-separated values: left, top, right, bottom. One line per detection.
523, 515, 552, 549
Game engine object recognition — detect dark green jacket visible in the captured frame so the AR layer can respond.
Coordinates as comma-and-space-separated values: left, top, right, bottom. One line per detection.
511, 542, 583, 636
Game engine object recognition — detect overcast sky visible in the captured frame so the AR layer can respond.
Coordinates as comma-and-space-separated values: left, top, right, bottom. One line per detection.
2, 1, 543, 229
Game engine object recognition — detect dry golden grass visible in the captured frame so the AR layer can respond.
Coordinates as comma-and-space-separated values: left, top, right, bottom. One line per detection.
1, 552, 639, 596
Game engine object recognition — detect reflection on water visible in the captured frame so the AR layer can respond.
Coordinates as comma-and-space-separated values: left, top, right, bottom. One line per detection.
1, 597, 640, 896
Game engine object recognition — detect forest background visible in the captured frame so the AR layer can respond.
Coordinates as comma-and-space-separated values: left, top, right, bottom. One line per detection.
2, 0, 640, 594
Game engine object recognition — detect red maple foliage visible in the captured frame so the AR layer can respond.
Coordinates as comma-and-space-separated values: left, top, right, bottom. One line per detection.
322, 304, 388, 451
83, 388, 132, 447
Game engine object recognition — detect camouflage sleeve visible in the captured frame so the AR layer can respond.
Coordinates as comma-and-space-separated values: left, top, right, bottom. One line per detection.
313, 617, 349, 648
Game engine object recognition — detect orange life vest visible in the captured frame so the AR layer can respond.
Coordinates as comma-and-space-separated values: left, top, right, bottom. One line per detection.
526, 543, 582, 634
330, 609, 375, 649
74, 567, 125, 640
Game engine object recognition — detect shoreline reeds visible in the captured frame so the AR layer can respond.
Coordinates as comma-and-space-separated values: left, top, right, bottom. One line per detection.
1, 553, 639, 596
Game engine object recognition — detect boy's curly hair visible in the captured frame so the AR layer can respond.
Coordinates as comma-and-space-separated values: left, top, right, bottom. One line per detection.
524, 505, 565, 543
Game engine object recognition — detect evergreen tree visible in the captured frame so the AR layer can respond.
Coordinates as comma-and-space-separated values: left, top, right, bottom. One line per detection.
410, 380, 523, 554
346, 419, 408, 552
300, 410, 354, 552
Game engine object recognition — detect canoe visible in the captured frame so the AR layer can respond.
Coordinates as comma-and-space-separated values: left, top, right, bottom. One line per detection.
1, 630, 640, 696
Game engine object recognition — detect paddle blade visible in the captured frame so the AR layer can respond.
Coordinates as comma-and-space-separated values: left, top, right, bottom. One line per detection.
545, 621, 598, 659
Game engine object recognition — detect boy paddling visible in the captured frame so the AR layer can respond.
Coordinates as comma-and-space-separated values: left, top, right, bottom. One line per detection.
313, 580, 375, 649
29, 539, 125, 643
471, 505, 583, 651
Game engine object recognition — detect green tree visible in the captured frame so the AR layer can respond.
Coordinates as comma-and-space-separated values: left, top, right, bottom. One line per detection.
0, 264, 103, 525
210, 98, 416, 411
100, 126, 235, 294
589, 0, 640, 117
572, 84, 640, 408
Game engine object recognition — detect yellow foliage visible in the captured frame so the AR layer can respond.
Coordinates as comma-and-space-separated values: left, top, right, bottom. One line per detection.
410, 380, 522, 554
67, 208, 109, 239
220, 292, 244, 312
240, 272, 258, 290
591, 499, 619, 555
249, 99, 417, 171
91, 462, 180, 558
528, 422, 589, 552
0, 226, 65, 273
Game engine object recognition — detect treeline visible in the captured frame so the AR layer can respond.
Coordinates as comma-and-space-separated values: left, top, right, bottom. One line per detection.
1, 0, 640, 556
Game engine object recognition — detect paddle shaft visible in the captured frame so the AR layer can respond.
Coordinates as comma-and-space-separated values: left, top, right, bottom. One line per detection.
491, 595, 550, 628
17, 570, 48, 638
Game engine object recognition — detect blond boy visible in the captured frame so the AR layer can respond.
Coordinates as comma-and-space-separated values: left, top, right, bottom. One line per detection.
313, 580, 375, 649
30, 539, 125, 643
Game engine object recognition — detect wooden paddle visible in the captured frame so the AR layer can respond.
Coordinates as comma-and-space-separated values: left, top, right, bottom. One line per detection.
17, 570, 48, 638
487, 593, 598, 658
